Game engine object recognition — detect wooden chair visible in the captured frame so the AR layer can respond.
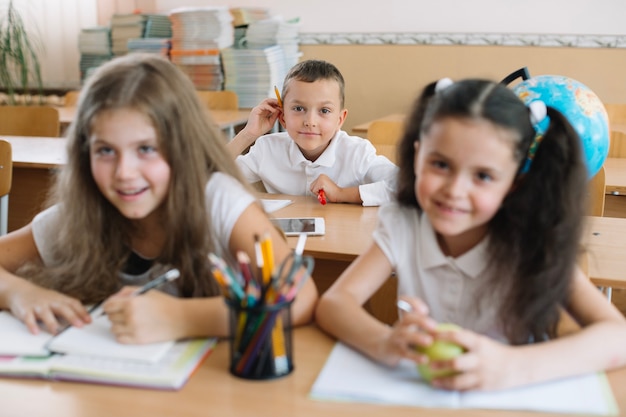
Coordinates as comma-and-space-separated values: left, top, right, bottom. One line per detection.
0, 140, 12, 235
0, 105, 60, 137
367, 120, 404, 164
195, 90, 239, 110
608, 130, 626, 158
63, 90, 81, 106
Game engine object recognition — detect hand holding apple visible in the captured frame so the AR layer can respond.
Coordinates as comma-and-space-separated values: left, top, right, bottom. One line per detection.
416, 323, 465, 383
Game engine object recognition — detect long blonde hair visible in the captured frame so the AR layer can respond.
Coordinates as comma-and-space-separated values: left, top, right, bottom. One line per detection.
28, 54, 250, 303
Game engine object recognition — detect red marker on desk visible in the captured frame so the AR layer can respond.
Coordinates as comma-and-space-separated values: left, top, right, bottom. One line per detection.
317, 189, 327, 205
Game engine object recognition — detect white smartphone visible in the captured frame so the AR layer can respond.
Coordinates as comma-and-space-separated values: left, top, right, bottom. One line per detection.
270, 217, 325, 236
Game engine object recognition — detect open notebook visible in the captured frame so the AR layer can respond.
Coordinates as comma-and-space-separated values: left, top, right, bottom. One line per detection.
310, 342, 619, 416
0, 311, 216, 390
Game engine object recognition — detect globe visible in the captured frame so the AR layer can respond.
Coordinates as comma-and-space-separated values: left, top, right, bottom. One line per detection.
512, 75, 609, 178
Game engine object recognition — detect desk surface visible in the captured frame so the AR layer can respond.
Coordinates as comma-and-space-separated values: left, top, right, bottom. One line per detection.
57, 106, 250, 132
268, 194, 379, 261
2, 135, 66, 169
2, 325, 625, 417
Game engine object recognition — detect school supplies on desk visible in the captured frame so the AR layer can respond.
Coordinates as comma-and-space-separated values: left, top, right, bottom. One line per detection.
208, 233, 314, 379
0, 311, 216, 390
310, 342, 619, 416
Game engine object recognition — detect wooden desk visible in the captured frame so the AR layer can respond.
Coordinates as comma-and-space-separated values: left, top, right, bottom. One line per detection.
603, 158, 626, 217
1, 136, 66, 231
352, 113, 405, 136
57, 107, 250, 139
1, 324, 625, 417
586, 216, 626, 290
266, 194, 398, 323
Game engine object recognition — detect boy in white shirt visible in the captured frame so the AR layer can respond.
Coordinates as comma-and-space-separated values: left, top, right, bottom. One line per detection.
227, 60, 398, 206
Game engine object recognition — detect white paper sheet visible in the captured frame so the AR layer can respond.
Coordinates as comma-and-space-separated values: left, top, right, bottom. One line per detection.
310, 342, 619, 416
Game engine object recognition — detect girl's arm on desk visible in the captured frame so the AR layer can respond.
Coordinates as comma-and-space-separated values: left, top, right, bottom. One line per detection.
317, 242, 626, 391
0, 225, 91, 334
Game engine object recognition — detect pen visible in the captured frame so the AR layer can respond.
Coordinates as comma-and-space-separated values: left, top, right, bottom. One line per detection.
317, 189, 327, 205
92, 268, 180, 317
132, 268, 181, 296
274, 85, 283, 108
397, 299, 413, 314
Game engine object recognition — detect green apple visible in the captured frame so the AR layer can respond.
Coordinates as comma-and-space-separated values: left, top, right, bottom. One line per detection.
416, 323, 464, 383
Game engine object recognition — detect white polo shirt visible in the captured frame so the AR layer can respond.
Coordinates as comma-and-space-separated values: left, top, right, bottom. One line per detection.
235, 130, 398, 206
373, 202, 507, 342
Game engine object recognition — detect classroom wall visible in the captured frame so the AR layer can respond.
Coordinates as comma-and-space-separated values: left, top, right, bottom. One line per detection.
299, 44, 626, 133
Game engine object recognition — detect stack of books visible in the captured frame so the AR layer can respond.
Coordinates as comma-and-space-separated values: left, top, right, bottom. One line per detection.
245, 16, 302, 71
229, 7, 272, 48
143, 13, 172, 38
229, 7, 271, 28
221, 45, 287, 108
127, 38, 171, 57
169, 6, 234, 90
110, 13, 146, 56
78, 26, 112, 82
126, 13, 172, 58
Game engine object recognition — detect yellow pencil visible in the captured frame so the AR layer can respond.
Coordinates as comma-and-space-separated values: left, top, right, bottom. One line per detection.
274, 85, 283, 108
259, 232, 274, 286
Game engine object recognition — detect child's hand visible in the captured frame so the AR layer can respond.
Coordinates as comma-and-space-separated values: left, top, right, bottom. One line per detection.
310, 174, 341, 203
8, 282, 90, 335
426, 327, 520, 391
102, 287, 184, 344
240, 98, 282, 139
381, 297, 438, 366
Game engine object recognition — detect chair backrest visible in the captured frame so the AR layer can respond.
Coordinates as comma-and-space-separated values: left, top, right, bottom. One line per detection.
0, 106, 60, 137
0, 140, 12, 235
367, 120, 404, 163
609, 130, 626, 158
63, 90, 81, 106
195, 90, 239, 110
588, 164, 606, 217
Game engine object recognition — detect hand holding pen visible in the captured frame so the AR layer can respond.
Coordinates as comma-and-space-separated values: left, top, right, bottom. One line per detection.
92, 268, 181, 317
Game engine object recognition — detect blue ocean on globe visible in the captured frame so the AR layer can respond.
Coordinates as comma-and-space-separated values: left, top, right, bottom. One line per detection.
512, 75, 609, 178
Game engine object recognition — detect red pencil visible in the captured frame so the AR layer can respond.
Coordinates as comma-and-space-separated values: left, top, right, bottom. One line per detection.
317, 189, 327, 205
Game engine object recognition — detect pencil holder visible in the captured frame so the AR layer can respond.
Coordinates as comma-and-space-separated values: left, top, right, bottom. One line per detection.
226, 298, 294, 380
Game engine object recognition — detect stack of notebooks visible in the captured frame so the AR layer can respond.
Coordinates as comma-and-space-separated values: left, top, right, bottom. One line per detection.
168, 6, 234, 91
110, 13, 147, 56
77, 26, 112, 82
126, 13, 172, 57
221, 45, 287, 108
245, 17, 302, 71
0, 311, 215, 390
229, 7, 271, 28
